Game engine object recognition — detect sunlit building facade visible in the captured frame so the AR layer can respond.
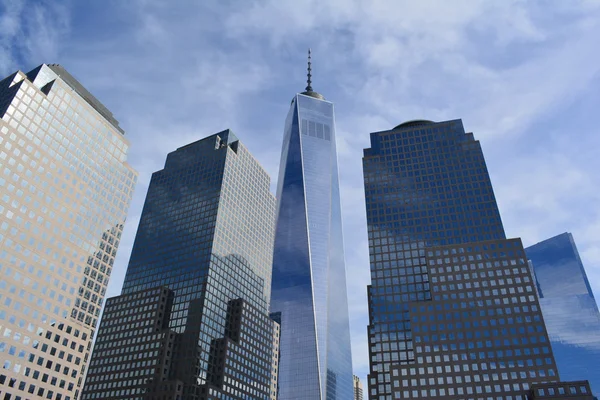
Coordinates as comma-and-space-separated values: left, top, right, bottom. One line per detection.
82, 130, 280, 400
0, 65, 137, 400
353, 375, 364, 400
363, 119, 561, 399
526, 232, 600, 397
270, 52, 353, 400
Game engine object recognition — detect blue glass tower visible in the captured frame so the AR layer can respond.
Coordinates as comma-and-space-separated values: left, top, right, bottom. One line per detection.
526, 233, 600, 396
270, 51, 353, 400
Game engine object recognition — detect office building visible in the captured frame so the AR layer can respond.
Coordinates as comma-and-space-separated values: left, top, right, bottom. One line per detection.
82, 130, 280, 399
270, 50, 353, 399
353, 375, 364, 400
363, 119, 561, 399
0, 65, 137, 400
526, 233, 600, 396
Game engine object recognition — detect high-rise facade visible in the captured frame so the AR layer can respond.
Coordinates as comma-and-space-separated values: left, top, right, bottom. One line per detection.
525, 232, 600, 396
363, 119, 561, 399
270, 51, 353, 400
82, 130, 280, 400
353, 375, 364, 400
0, 65, 137, 400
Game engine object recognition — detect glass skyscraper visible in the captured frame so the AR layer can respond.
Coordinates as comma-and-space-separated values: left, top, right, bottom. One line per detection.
526, 232, 600, 396
363, 119, 561, 399
82, 130, 280, 400
270, 51, 353, 400
0, 65, 137, 400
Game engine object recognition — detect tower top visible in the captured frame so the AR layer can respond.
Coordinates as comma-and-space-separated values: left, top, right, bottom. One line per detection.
300, 48, 324, 100
306, 48, 313, 92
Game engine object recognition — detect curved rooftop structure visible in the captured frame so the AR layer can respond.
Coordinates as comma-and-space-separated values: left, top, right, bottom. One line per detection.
393, 119, 435, 130
301, 90, 325, 100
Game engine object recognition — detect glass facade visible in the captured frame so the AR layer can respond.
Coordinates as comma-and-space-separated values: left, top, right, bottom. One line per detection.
525, 233, 600, 397
363, 119, 560, 399
270, 93, 353, 400
82, 131, 280, 399
0, 65, 137, 400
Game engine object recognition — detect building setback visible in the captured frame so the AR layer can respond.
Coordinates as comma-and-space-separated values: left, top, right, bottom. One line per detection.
270, 50, 354, 400
0, 65, 137, 400
525, 233, 600, 397
362, 119, 562, 399
82, 130, 279, 400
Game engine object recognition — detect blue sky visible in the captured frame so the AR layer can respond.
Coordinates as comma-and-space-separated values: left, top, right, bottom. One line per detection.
2, 0, 600, 384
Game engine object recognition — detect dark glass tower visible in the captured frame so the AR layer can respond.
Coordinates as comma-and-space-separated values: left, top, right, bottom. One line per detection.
82, 131, 280, 400
363, 119, 561, 399
526, 233, 600, 396
270, 51, 353, 400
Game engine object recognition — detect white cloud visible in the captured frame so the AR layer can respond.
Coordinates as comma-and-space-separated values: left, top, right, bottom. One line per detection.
0, 0, 25, 73
0, 0, 69, 75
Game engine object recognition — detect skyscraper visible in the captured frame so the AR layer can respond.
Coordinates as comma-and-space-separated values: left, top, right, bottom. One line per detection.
0, 65, 137, 400
363, 119, 561, 399
353, 375, 364, 400
270, 50, 353, 400
82, 130, 280, 400
526, 232, 600, 396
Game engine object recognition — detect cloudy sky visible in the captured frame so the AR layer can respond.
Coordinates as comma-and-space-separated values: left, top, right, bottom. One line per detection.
2, 0, 600, 384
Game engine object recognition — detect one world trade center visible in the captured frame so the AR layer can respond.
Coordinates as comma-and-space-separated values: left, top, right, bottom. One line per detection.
270, 50, 354, 400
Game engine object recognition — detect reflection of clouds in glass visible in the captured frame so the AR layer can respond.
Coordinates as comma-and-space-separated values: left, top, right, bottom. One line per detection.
527, 233, 600, 396
363, 121, 507, 255
113, 133, 279, 398
271, 94, 353, 400
123, 155, 222, 293
273, 192, 312, 277
540, 295, 600, 351
537, 259, 591, 297
142, 182, 218, 235
542, 296, 600, 396
527, 232, 594, 298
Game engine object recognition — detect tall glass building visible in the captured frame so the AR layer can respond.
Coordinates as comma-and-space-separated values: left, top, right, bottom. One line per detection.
526, 232, 600, 396
82, 130, 280, 400
270, 51, 353, 400
0, 65, 137, 400
363, 119, 561, 399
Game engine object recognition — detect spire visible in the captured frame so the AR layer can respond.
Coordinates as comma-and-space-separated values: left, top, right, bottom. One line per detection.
300, 48, 324, 100
306, 48, 313, 92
